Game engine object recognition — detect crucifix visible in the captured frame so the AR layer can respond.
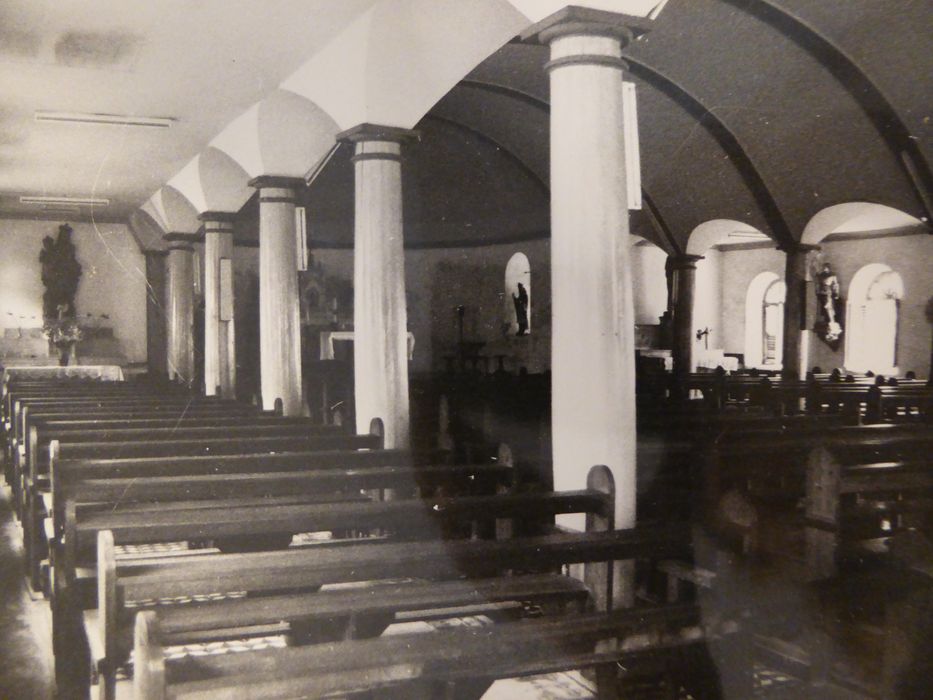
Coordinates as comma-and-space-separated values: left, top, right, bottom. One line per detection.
696, 327, 711, 350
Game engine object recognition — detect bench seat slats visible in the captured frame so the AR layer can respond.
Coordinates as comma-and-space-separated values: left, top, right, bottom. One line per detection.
160, 605, 699, 697
57, 433, 380, 460
77, 490, 608, 546
70, 465, 510, 503
118, 526, 690, 600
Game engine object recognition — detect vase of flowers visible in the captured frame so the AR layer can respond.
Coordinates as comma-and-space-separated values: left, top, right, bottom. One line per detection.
43, 315, 84, 366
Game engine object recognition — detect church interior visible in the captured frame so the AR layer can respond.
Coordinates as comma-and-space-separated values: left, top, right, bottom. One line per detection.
0, 1, 931, 698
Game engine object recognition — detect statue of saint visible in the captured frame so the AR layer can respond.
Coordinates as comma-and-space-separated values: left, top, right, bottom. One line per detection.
816, 262, 843, 342
512, 282, 529, 336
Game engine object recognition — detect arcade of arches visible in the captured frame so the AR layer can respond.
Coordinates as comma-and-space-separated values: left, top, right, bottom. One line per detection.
0, 1, 931, 698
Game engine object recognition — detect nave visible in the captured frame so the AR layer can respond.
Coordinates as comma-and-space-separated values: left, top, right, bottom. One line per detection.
2, 367, 930, 699
1, 1, 932, 698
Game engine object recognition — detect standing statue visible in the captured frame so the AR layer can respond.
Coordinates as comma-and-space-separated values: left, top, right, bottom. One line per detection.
512, 282, 529, 336
815, 262, 843, 344
39, 223, 82, 320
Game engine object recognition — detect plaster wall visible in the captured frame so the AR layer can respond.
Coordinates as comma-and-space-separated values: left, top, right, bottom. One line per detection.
311, 239, 552, 374
0, 219, 147, 361
631, 242, 667, 325
809, 232, 932, 377
718, 246, 786, 357
693, 249, 723, 357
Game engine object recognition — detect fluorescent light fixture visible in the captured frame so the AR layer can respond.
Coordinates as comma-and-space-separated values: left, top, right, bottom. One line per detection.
729, 230, 770, 240
35, 110, 175, 128
20, 195, 110, 206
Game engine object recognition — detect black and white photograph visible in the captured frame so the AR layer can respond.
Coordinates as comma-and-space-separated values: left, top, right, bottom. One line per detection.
0, 1, 931, 698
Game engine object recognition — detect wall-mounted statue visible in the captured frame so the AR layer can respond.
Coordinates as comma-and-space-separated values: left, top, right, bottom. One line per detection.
815, 261, 844, 348
39, 223, 82, 320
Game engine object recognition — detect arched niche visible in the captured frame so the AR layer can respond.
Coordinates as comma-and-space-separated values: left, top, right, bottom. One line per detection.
845, 263, 905, 375
504, 252, 531, 336
744, 272, 784, 368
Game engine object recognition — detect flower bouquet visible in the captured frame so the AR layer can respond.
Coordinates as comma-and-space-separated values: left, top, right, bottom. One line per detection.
43, 318, 84, 365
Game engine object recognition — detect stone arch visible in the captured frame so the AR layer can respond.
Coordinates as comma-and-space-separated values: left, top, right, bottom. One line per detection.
801, 202, 923, 246
686, 219, 770, 256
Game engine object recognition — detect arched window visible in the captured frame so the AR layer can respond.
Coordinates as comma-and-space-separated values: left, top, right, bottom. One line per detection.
744, 271, 784, 368
504, 253, 531, 336
845, 264, 904, 374
762, 279, 786, 366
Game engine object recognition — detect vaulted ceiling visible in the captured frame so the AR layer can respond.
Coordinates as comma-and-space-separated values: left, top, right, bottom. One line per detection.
2, 0, 930, 252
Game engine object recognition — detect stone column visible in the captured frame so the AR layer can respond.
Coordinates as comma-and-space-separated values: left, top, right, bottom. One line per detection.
523, 8, 649, 533
781, 243, 819, 380
248, 177, 304, 415
200, 212, 237, 397
670, 254, 703, 377
143, 250, 168, 378
337, 124, 417, 449
163, 235, 196, 383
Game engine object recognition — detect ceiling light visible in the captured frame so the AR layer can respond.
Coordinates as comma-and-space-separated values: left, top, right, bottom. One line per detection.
35, 110, 175, 128
728, 230, 769, 239
20, 195, 109, 206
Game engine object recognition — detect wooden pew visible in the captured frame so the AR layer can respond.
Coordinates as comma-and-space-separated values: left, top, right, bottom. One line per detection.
89, 487, 612, 695
805, 440, 933, 580
124, 518, 723, 700
22, 429, 376, 589
13, 399, 265, 518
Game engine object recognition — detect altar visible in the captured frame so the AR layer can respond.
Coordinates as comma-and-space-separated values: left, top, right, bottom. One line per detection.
319, 331, 415, 361
695, 348, 739, 372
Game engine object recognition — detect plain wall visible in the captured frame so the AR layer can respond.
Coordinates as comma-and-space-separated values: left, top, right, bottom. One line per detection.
311, 239, 552, 374
0, 219, 147, 361
809, 232, 932, 377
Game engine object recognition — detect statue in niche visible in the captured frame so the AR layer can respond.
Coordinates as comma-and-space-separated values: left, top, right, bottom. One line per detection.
512, 282, 528, 336
815, 261, 844, 347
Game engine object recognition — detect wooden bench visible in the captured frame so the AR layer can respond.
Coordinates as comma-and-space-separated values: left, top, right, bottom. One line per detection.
125, 517, 727, 700
805, 440, 933, 580
88, 485, 616, 697
22, 428, 376, 590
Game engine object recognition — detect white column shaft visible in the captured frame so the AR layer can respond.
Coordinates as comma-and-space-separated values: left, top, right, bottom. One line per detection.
258, 188, 303, 415
165, 247, 195, 382
549, 34, 637, 529
204, 228, 236, 396
353, 140, 410, 448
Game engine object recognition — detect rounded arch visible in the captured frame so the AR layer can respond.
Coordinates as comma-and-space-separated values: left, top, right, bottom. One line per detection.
686, 219, 771, 256
210, 91, 340, 180
801, 202, 923, 245
280, 0, 529, 130
744, 271, 783, 368
845, 263, 905, 374
128, 209, 167, 252
199, 147, 253, 213
504, 252, 531, 336
159, 185, 202, 234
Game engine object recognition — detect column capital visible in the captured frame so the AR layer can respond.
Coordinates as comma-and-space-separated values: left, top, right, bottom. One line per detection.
520, 6, 651, 46
143, 248, 168, 258
668, 253, 704, 270
337, 123, 420, 145
778, 241, 820, 254
198, 210, 238, 224
247, 175, 306, 191
163, 232, 200, 247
